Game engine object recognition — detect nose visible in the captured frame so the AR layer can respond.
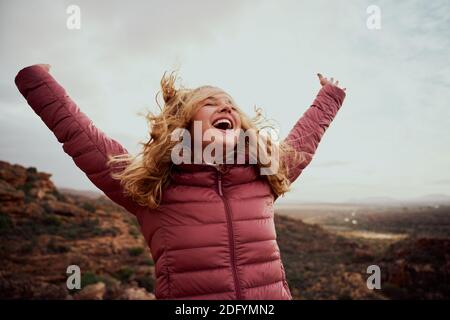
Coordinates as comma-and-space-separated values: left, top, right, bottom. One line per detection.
218, 104, 232, 113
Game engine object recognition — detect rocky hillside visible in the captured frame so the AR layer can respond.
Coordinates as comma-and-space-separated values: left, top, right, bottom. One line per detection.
275, 213, 449, 300
379, 237, 450, 299
0, 160, 155, 299
1, 160, 448, 299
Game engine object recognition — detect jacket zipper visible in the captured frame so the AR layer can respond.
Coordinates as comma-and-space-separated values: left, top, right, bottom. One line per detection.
217, 171, 242, 300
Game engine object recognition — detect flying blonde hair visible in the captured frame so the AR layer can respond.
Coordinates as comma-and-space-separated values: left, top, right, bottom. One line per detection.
107, 72, 303, 208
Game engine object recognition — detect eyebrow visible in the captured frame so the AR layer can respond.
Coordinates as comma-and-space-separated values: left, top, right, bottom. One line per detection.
203, 96, 234, 105
204, 97, 217, 103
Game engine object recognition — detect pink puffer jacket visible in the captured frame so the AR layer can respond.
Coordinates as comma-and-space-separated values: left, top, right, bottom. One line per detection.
15, 65, 346, 299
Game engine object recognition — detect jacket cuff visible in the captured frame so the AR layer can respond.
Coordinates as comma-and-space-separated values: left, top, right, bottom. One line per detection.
321, 83, 346, 106
14, 65, 50, 98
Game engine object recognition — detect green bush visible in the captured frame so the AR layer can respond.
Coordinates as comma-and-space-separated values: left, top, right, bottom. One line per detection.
46, 239, 70, 254
79, 218, 100, 229
18, 182, 33, 196
0, 214, 13, 232
142, 258, 154, 266
23, 194, 34, 204
41, 214, 61, 226
52, 189, 67, 202
114, 267, 134, 282
26, 174, 38, 183
59, 228, 79, 239
81, 202, 96, 213
92, 226, 119, 237
136, 276, 154, 293
128, 247, 144, 257
19, 240, 37, 254
42, 202, 54, 214
129, 227, 140, 238
26, 167, 37, 174
126, 218, 139, 227
81, 272, 104, 287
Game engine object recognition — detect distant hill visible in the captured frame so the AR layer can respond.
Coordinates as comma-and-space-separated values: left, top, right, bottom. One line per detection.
58, 187, 103, 199
346, 195, 450, 206
412, 194, 450, 204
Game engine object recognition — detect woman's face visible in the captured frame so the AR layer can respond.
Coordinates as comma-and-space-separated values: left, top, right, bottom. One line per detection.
189, 91, 242, 158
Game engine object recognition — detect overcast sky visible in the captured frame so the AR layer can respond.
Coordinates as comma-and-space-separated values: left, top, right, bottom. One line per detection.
0, 0, 449, 203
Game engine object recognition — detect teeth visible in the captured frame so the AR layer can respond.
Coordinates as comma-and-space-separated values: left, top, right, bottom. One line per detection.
214, 119, 231, 126
213, 118, 232, 128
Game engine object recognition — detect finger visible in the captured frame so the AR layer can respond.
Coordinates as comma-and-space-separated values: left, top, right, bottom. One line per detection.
330, 77, 334, 83
336, 80, 339, 86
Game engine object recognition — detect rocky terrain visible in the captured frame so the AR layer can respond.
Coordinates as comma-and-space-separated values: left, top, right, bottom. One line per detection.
0, 160, 448, 299
276, 204, 450, 299
0, 160, 155, 300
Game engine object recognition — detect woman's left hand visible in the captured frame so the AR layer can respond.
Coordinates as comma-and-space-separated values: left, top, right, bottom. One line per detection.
317, 73, 346, 91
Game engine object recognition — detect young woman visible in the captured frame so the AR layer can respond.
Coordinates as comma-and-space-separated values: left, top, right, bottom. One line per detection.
15, 64, 346, 300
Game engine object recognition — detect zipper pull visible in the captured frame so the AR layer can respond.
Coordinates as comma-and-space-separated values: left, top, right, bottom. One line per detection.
217, 173, 223, 196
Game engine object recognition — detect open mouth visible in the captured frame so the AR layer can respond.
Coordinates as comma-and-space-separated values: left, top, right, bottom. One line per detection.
212, 118, 234, 131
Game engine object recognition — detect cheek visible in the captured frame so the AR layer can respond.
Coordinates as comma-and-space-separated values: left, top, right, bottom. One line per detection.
191, 108, 213, 130
189, 111, 209, 145
234, 118, 243, 131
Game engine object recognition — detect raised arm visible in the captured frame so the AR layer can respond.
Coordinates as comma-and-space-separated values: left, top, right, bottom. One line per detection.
14, 65, 144, 215
283, 74, 346, 184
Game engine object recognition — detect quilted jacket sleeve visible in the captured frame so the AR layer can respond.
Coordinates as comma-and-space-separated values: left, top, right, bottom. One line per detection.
283, 83, 346, 184
14, 65, 144, 215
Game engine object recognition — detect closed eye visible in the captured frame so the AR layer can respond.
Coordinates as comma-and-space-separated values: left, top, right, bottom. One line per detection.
203, 98, 236, 109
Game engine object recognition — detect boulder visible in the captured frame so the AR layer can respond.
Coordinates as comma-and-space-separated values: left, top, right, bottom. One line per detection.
75, 282, 106, 300
120, 287, 155, 300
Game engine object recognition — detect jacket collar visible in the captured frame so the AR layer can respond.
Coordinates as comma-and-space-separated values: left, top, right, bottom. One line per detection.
170, 163, 260, 187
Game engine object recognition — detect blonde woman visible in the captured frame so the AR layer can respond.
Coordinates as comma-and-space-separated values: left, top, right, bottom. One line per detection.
15, 64, 346, 300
